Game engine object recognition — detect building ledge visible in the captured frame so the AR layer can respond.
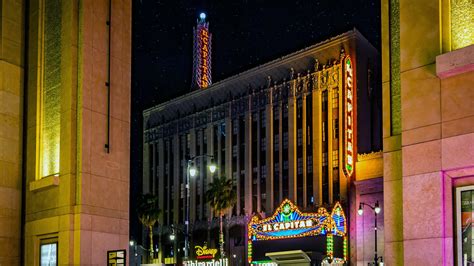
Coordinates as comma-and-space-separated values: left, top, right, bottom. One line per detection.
29, 175, 59, 192
436, 44, 474, 79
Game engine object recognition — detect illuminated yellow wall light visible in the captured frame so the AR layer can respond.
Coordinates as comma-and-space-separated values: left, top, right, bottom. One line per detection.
451, 0, 474, 50
39, 0, 62, 178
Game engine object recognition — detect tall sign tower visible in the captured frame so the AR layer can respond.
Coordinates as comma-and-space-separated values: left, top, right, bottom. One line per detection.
192, 13, 212, 89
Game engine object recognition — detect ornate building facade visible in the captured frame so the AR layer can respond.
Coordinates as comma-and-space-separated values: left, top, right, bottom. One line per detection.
0, 0, 131, 265
143, 30, 383, 264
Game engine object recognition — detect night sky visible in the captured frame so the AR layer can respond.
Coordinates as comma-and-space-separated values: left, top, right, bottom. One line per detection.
130, 0, 380, 241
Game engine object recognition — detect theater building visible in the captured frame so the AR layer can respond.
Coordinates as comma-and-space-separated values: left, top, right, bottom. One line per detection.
142, 29, 383, 265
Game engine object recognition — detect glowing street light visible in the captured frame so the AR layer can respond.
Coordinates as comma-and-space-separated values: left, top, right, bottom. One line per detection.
199, 12, 206, 20
184, 154, 217, 260
358, 201, 383, 265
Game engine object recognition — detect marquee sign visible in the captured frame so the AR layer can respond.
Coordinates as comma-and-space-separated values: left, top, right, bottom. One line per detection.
343, 56, 355, 178
248, 199, 346, 242
247, 199, 347, 263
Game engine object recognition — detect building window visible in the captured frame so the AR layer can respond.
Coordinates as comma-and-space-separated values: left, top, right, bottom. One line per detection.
332, 150, 339, 167
274, 135, 279, 151
297, 129, 302, 146
260, 111, 266, 126
233, 119, 238, 135
322, 152, 328, 166
283, 132, 289, 150
232, 145, 237, 158
322, 122, 326, 142
261, 137, 266, 151
297, 158, 303, 175
274, 107, 279, 119
40, 238, 58, 266
307, 155, 313, 173
332, 91, 339, 109
457, 186, 474, 265
333, 119, 339, 139
261, 166, 267, 179
283, 104, 288, 118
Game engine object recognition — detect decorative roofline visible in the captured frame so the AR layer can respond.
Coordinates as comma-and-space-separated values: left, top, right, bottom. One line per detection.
143, 29, 373, 117
357, 150, 383, 161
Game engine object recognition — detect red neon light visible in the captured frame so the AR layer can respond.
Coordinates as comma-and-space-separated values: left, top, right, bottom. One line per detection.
199, 28, 210, 88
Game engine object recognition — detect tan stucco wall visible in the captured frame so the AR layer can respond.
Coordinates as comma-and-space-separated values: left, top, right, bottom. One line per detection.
23, 0, 131, 265
382, 0, 474, 264
0, 0, 24, 265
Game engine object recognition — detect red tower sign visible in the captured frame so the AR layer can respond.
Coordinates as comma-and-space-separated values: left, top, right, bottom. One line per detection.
192, 14, 212, 89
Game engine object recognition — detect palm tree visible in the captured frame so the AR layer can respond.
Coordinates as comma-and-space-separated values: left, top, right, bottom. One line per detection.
137, 193, 161, 262
205, 176, 236, 258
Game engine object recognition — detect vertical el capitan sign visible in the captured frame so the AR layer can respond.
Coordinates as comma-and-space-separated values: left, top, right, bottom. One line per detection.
343, 56, 355, 178
192, 19, 212, 90
199, 26, 210, 88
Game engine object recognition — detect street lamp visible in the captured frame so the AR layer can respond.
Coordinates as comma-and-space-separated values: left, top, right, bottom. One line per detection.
184, 155, 216, 260
358, 201, 383, 265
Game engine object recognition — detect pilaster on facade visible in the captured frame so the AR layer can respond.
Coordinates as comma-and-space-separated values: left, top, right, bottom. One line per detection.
278, 101, 284, 205
288, 91, 297, 203
313, 88, 323, 206
245, 109, 252, 216
173, 134, 180, 224
158, 139, 165, 217
265, 100, 273, 212
327, 86, 334, 204
302, 93, 308, 208
189, 128, 197, 223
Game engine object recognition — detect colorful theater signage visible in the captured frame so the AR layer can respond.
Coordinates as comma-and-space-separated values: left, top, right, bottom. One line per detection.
195, 245, 218, 260
247, 199, 347, 263
343, 56, 355, 178
199, 27, 210, 88
248, 199, 346, 241
184, 258, 229, 266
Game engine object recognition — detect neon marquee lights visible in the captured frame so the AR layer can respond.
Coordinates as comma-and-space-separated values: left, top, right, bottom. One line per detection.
192, 17, 212, 90
247, 199, 347, 263
343, 56, 355, 178
199, 27, 210, 88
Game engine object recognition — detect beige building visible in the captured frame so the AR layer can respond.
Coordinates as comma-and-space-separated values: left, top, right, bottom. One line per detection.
382, 0, 474, 265
0, 0, 131, 265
